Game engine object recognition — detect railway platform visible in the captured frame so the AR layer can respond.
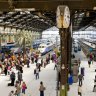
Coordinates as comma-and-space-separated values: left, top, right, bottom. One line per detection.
68, 49, 96, 96
0, 50, 96, 96
0, 58, 57, 96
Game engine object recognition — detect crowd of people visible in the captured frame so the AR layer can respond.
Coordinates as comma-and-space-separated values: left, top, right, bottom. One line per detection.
0, 49, 58, 96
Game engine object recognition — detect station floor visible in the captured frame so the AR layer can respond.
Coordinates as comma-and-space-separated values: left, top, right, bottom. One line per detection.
0, 50, 96, 96
68, 50, 96, 96
0, 59, 57, 96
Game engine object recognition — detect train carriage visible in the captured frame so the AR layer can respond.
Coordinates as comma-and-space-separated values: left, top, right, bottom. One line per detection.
38, 43, 53, 55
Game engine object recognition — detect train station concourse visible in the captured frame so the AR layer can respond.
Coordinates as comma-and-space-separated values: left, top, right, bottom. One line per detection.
0, 0, 96, 96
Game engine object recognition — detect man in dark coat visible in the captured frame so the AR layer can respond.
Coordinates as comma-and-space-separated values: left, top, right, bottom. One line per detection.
10, 72, 15, 86
78, 74, 84, 86
18, 71, 22, 84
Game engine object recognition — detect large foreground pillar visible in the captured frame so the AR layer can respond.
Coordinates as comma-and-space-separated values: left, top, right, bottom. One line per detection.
59, 28, 69, 96
56, 5, 70, 96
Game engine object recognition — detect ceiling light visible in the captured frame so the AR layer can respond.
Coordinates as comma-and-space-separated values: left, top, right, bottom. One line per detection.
33, 15, 39, 19
93, 7, 96, 10
25, 11, 30, 14
40, 19, 44, 21
20, 11, 25, 14
15, 8, 35, 12
27, 8, 35, 11
8, 12, 14, 14
14, 8, 22, 11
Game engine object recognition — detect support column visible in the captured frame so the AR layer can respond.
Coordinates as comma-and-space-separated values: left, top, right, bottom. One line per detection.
56, 5, 70, 96
59, 28, 69, 96
67, 29, 72, 73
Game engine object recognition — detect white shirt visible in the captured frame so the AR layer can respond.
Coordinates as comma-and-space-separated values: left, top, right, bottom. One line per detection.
36, 68, 39, 74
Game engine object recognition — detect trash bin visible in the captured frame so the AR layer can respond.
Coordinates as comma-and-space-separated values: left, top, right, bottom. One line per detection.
68, 74, 73, 85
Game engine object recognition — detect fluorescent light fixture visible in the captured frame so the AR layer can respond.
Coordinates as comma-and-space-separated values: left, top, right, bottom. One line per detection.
14, 8, 35, 11
27, 8, 35, 11
14, 8, 22, 11
20, 11, 25, 14
25, 11, 30, 14
33, 15, 39, 18
93, 7, 96, 10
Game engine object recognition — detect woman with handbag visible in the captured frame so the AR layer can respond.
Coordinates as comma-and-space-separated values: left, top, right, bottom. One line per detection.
21, 82, 27, 95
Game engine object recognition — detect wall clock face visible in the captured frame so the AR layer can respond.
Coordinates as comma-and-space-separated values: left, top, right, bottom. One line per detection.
56, 5, 70, 28
56, 6, 62, 28
63, 6, 70, 28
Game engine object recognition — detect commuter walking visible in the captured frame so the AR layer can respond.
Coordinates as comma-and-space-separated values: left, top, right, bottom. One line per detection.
39, 81, 46, 96
44, 61, 46, 68
35, 67, 39, 79
51, 55, 54, 62
31, 56, 34, 64
88, 59, 91, 68
26, 58, 30, 68
10, 72, 15, 86
18, 71, 22, 84
41, 59, 43, 67
81, 67, 85, 76
19, 65, 23, 73
54, 63, 57, 70
15, 83, 21, 96
21, 82, 27, 94
78, 85, 82, 96
78, 74, 84, 86
78, 58, 81, 67
89, 53, 93, 63
4, 66, 7, 76
46, 57, 49, 64
38, 63, 41, 72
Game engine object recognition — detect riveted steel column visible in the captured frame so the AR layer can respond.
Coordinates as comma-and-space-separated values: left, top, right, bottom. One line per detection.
59, 28, 68, 96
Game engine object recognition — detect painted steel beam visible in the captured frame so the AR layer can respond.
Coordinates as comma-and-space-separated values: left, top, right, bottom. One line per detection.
0, 0, 95, 11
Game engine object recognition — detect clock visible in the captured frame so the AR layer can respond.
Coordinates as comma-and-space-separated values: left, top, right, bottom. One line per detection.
56, 5, 70, 28
56, 6, 62, 28
63, 6, 70, 28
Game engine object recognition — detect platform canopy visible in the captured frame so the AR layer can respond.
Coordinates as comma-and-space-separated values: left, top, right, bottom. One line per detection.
0, 0, 95, 31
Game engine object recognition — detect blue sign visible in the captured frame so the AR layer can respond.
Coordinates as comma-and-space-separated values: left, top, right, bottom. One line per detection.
89, 48, 93, 52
